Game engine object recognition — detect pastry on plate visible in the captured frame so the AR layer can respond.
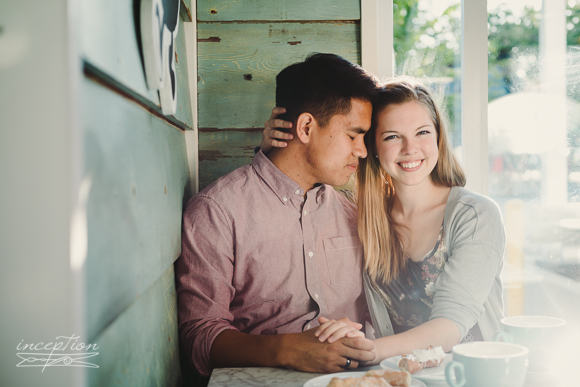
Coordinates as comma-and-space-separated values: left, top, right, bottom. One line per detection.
365, 369, 411, 387
397, 346, 445, 374
327, 375, 391, 386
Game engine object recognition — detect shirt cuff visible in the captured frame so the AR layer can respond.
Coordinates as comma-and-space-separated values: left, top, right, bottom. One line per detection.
190, 321, 238, 376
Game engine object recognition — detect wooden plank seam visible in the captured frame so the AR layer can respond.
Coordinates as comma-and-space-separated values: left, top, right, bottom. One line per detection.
83, 61, 192, 132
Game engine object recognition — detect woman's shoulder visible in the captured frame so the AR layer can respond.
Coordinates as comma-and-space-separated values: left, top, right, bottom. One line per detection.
445, 186, 503, 228
447, 186, 501, 214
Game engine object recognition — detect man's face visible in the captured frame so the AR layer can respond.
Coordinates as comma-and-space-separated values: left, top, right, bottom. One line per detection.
305, 98, 372, 186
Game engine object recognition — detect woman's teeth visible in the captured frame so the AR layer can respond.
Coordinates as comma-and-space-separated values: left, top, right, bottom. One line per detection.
400, 161, 421, 169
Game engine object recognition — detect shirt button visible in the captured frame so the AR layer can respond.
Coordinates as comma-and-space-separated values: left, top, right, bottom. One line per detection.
282, 196, 288, 202
303, 210, 308, 216
308, 251, 314, 257
295, 189, 301, 195
305, 323, 311, 330
314, 293, 319, 300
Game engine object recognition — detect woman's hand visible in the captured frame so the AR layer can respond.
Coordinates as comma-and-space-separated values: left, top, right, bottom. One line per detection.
260, 107, 294, 153
314, 316, 365, 343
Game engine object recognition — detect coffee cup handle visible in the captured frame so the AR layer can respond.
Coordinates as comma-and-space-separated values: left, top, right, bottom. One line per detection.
445, 361, 466, 387
495, 331, 514, 343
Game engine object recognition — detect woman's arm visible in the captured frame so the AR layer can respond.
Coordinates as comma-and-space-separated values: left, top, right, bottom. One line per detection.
373, 318, 461, 361
431, 192, 505, 340
315, 316, 461, 364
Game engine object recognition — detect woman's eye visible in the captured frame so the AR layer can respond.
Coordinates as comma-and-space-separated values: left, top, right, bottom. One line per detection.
418, 129, 431, 135
384, 135, 397, 141
348, 135, 355, 140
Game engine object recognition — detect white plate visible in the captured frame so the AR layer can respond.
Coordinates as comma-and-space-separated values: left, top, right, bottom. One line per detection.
303, 369, 427, 387
380, 354, 452, 383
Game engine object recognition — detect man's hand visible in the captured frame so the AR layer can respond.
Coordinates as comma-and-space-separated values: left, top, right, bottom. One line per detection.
277, 327, 376, 373
261, 107, 294, 153
210, 327, 376, 374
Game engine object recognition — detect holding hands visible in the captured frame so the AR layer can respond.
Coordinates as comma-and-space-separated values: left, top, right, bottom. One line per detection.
298, 316, 376, 370
284, 324, 375, 372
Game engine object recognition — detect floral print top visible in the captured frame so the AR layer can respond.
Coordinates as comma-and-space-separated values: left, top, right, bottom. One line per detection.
377, 226, 482, 342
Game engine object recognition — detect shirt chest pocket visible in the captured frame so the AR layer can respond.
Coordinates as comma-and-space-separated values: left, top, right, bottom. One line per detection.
322, 236, 363, 288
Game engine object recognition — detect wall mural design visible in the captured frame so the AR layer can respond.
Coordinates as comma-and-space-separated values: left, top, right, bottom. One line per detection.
140, 0, 180, 115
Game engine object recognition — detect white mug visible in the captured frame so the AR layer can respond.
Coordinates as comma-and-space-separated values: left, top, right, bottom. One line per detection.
497, 315, 566, 372
445, 341, 528, 387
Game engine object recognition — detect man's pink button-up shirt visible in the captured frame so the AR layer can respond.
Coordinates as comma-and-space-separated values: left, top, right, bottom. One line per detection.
175, 151, 369, 376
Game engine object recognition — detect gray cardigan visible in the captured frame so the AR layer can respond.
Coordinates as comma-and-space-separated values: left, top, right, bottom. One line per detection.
364, 186, 505, 341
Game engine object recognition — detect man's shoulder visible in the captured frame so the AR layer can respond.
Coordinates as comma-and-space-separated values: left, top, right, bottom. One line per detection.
328, 186, 357, 214
186, 164, 255, 212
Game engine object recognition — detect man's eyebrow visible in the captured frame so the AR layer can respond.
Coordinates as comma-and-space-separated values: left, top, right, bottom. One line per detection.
349, 127, 368, 134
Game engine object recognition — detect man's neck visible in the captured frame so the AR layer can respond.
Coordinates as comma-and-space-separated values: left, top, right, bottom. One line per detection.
267, 147, 316, 193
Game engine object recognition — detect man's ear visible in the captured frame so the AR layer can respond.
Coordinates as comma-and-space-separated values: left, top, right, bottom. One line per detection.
295, 112, 316, 144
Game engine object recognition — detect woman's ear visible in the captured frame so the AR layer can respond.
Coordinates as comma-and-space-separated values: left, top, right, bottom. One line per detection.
295, 113, 316, 144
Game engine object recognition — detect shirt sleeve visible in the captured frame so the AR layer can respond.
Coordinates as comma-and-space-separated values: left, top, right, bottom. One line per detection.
175, 195, 238, 376
430, 195, 505, 338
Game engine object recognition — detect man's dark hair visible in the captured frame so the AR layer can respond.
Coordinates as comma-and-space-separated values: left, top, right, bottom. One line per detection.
275, 53, 377, 127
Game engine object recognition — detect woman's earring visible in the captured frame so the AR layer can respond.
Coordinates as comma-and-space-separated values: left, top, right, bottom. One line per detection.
375, 154, 379, 158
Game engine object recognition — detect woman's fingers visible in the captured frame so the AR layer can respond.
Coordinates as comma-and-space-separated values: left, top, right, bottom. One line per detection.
336, 317, 363, 330
321, 322, 346, 341
317, 321, 363, 343
271, 139, 288, 148
314, 319, 336, 337
326, 325, 363, 343
270, 106, 286, 118
346, 330, 365, 338
263, 110, 293, 150
268, 119, 293, 130
270, 129, 293, 141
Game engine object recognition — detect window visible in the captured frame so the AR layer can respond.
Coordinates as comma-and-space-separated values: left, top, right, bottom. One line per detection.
486, 0, 580, 319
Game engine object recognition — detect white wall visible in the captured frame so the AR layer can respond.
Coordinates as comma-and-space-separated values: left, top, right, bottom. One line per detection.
0, 1, 83, 386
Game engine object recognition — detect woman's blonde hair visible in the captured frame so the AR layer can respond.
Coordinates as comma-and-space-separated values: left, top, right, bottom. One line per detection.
357, 78, 466, 283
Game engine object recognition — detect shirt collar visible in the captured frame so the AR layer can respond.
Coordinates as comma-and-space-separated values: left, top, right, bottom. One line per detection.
251, 151, 325, 207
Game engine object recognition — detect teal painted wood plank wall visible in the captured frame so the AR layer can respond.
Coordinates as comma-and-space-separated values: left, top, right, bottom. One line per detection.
197, 0, 360, 21
82, 77, 188, 343
79, 0, 193, 385
197, 0, 362, 189
89, 266, 181, 387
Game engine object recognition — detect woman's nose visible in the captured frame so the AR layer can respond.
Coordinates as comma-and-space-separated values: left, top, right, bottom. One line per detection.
401, 138, 418, 154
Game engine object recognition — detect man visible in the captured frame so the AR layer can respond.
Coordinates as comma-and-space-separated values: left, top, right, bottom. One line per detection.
175, 53, 377, 377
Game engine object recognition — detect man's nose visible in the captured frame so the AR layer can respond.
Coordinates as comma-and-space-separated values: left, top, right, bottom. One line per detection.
354, 137, 367, 159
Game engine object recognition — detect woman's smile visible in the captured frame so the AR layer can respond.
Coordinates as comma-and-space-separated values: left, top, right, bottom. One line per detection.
398, 159, 423, 171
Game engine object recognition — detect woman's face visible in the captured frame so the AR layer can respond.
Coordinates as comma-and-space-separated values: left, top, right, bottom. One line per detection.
375, 100, 439, 188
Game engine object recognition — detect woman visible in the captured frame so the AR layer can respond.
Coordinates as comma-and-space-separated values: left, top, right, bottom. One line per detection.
262, 79, 505, 362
